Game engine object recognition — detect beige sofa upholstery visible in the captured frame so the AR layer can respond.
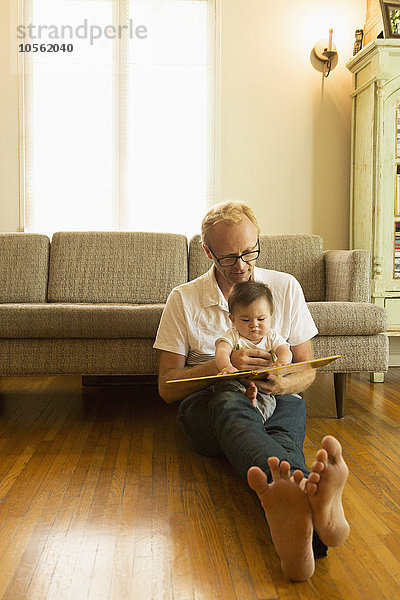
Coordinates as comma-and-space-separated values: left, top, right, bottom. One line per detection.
0, 232, 187, 377
0, 231, 389, 418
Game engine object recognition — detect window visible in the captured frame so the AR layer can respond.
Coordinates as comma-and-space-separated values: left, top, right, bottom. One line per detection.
19, 0, 215, 238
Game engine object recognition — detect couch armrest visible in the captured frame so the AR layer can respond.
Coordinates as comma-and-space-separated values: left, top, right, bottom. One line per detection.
324, 250, 371, 302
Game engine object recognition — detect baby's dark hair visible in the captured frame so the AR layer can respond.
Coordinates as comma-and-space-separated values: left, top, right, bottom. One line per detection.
228, 281, 274, 314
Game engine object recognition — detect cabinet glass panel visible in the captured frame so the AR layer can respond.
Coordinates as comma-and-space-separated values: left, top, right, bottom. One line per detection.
395, 222, 400, 278
397, 107, 400, 158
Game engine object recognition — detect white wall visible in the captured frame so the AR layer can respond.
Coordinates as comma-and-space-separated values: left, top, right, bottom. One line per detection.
219, 0, 366, 250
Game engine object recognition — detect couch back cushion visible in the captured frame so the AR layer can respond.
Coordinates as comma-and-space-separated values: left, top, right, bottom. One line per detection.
189, 233, 325, 302
48, 232, 188, 303
0, 233, 50, 303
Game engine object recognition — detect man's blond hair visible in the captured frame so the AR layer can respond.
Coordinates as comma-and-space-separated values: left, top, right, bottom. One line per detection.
201, 201, 260, 247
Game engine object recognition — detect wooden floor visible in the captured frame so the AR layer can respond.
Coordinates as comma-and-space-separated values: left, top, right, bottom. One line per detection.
0, 371, 400, 600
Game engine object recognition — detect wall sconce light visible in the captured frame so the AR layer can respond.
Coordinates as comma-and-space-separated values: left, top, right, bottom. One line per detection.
311, 29, 338, 77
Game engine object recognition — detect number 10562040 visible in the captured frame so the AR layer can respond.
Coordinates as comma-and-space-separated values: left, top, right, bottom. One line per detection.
19, 43, 74, 53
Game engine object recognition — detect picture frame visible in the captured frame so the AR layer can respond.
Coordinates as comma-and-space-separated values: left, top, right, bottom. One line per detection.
380, 0, 400, 38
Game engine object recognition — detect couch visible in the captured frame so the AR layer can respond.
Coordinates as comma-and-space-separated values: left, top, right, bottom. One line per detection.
0, 232, 389, 417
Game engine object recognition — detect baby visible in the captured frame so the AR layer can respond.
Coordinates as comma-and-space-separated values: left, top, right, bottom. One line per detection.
215, 280, 292, 421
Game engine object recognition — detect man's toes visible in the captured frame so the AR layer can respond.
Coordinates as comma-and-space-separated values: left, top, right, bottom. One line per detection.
321, 435, 342, 461
292, 470, 304, 485
310, 460, 325, 474
279, 461, 291, 480
268, 457, 281, 481
315, 448, 328, 465
306, 481, 318, 496
308, 472, 320, 485
247, 466, 269, 496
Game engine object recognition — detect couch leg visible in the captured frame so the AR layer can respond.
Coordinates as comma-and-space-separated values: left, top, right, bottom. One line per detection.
333, 373, 346, 419
370, 372, 385, 383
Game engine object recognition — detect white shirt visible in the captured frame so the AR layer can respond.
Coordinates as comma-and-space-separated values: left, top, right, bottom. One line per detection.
216, 327, 289, 354
153, 266, 318, 366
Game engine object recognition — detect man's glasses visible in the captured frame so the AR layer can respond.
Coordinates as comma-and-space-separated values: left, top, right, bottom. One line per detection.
208, 240, 260, 267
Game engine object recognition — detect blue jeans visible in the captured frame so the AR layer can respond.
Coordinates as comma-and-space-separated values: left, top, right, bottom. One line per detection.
178, 386, 308, 481
178, 387, 329, 557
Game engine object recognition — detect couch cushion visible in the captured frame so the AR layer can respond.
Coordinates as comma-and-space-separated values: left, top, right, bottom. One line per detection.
313, 334, 388, 373
308, 302, 387, 335
324, 249, 371, 302
0, 304, 164, 339
189, 233, 325, 301
0, 338, 159, 376
48, 232, 188, 303
0, 233, 50, 303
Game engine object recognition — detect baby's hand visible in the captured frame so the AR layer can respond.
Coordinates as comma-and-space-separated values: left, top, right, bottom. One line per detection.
218, 366, 239, 375
244, 381, 258, 407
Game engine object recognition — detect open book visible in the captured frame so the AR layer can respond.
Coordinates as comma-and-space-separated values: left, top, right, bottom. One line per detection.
166, 355, 341, 385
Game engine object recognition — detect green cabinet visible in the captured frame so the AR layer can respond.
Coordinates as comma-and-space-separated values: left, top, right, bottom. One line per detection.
348, 39, 400, 334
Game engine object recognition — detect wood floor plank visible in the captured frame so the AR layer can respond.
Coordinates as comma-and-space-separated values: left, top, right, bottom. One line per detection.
182, 487, 228, 600
41, 443, 108, 600
169, 513, 195, 600
0, 445, 36, 501
0, 490, 51, 599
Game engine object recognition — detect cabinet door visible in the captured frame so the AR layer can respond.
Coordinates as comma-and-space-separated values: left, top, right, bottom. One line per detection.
353, 85, 375, 252
382, 89, 400, 292
385, 298, 400, 329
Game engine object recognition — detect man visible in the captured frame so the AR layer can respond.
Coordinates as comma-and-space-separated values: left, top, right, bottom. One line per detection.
154, 201, 349, 581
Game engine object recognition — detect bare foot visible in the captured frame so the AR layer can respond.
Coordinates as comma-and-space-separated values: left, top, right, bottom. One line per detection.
306, 435, 350, 547
244, 381, 258, 407
247, 458, 315, 581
